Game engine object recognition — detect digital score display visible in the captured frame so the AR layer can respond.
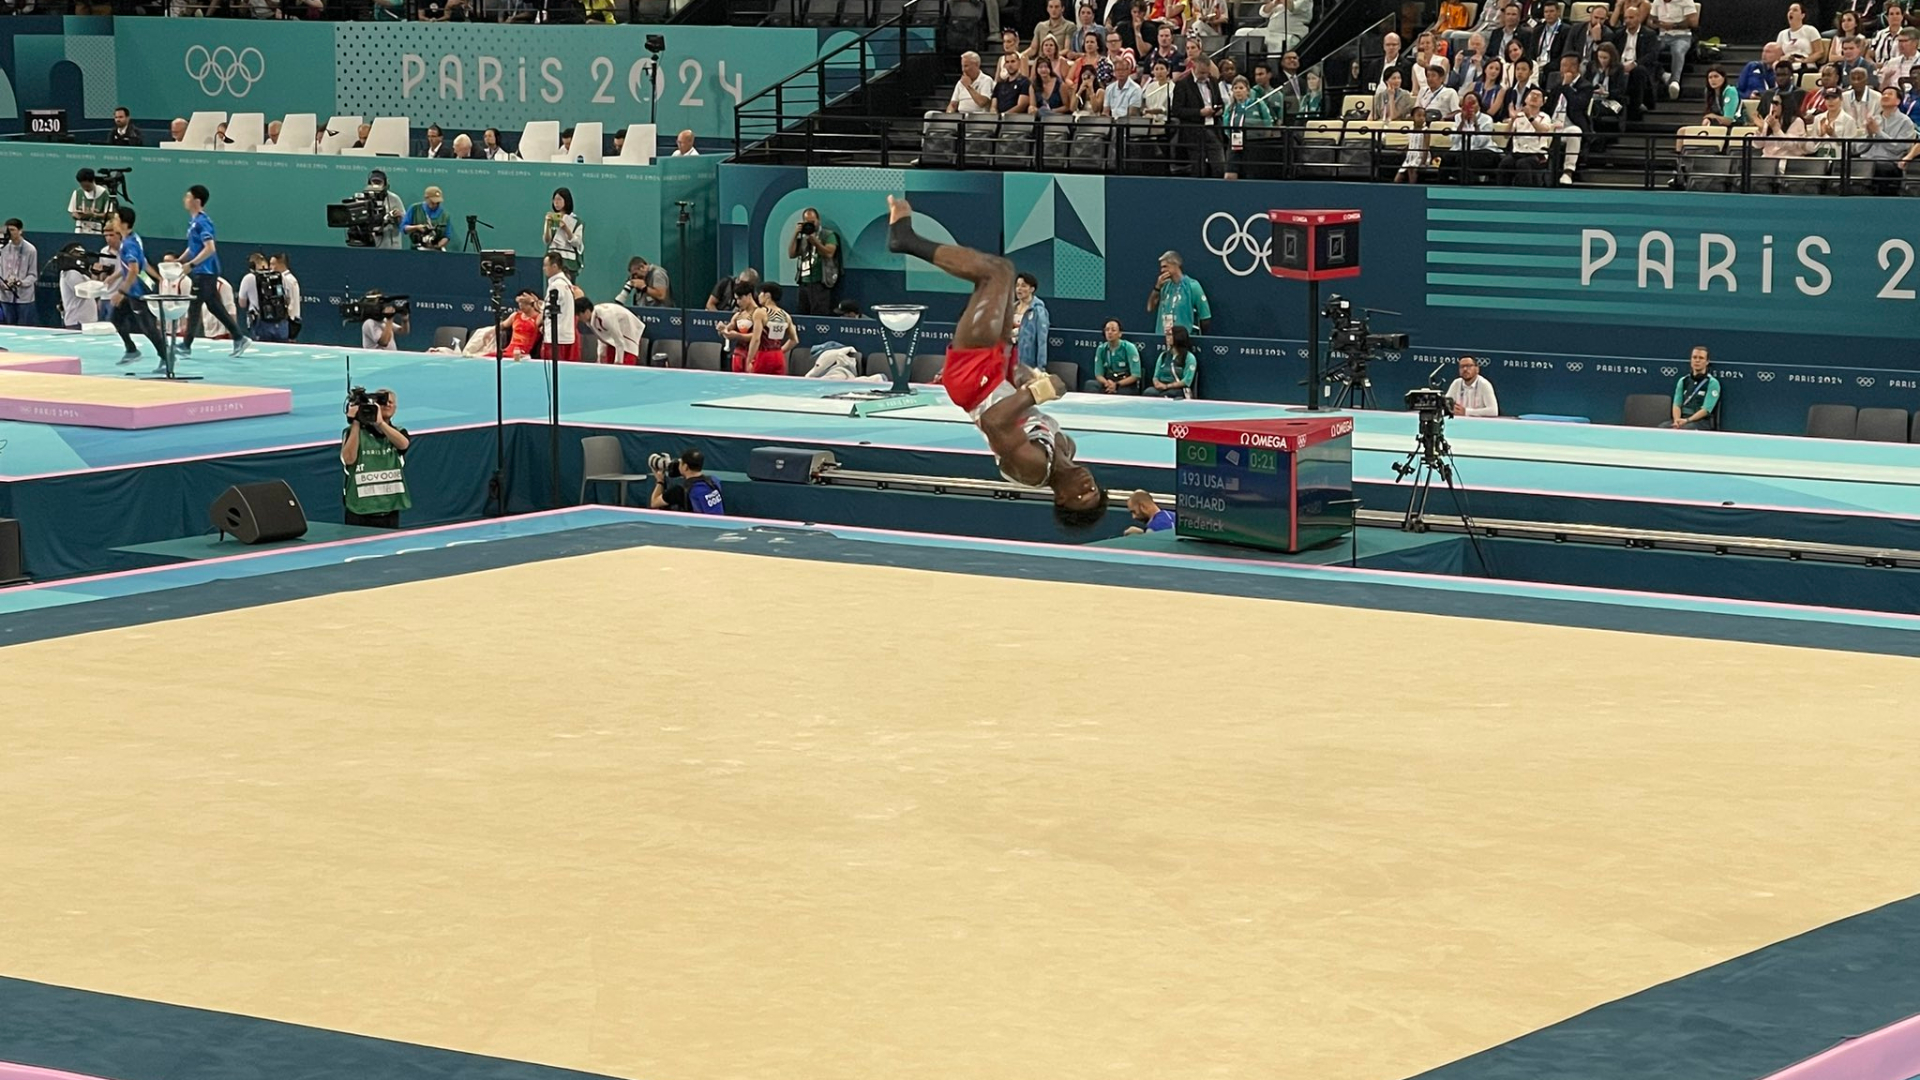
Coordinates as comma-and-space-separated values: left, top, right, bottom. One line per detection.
1170, 417, 1355, 554
25, 109, 66, 138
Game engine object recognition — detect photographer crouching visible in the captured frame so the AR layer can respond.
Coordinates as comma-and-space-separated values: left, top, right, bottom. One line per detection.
648, 449, 724, 514
341, 387, 412, 529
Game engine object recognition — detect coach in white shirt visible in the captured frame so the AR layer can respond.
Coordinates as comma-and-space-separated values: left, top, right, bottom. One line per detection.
947, 51, 995, 113
1446, 355, 1500, 417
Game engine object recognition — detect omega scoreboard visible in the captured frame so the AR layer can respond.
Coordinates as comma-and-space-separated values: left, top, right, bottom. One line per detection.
1268, 209, 1362, 282
1169, 416, 1354, 553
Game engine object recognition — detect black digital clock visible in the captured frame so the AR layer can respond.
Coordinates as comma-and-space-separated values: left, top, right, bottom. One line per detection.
26, 109, 67, 138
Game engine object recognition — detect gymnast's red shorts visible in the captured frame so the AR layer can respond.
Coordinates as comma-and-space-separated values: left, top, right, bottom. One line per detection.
942, 344, 1015, 414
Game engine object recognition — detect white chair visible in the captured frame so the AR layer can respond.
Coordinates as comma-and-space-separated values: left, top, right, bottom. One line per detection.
318, 115, 362, 155
553, 121, 604, 163
263, 113, 317, 155
225, 112, 265, 152
161, 111, 227, 150
517, 120, 561, 164
608, 123, 657, 166
342, 116, 409, 157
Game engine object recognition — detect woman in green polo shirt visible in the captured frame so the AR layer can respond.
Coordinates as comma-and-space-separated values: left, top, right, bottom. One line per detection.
1145, 324, 1199, 399
1086, 318, 1142, 393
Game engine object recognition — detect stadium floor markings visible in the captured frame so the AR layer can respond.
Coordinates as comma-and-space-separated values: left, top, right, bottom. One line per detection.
4, 546, 1920, 1080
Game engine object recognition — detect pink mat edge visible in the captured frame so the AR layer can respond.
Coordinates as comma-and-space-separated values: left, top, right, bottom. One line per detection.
0, 1063, 117, 1080
1760, 1011, 1920, 1080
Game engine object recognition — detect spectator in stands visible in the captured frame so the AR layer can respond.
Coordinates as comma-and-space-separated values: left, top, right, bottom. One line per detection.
1879, 28, 1920, 87
1612, 3, 1660, 117
1836, 34, 1877, 77
1452, 0, 1506, 56
1531, 2, 1573, 69
1178, 36, 1206, 81
1450, 34, 1491, 91
1487, 6, 1533, 73
1902, 73, 1920, 120
1107, 53, 1145, 114
950, 51, 995, 113
1503, 87, 1558, 184
1832, 9, 1865, 45
1033, 57, 1069, 112
1741, 42, 1787, 96
1780, 3, 1826, 70
1449, 92, 1501, 176
402, 186, 451, 252
1585, 43, 1630, 143
482, 127, 509, 160
1418, 62, 1462, 119
1474, 59, 1513, 119
1699, 65, 1742, 128
650, 449, 724, 515
1173, 56, 1227, 176
1873, 3, 1908, 62
791, 208, 839, 316
452, 134, 474, 160
1861, 85, 1920, 189
1087, 318, 1142, 392
1070, 66, 1104, 114
1544, 53, 1590, 182
1070, 30, 1106, 85
1805, 62, 1844, 113
169, 118, 187, 143
1068, 1, 1108, 54
1027, 0, 1076, 59
1811, 85, 1864, 144
1747, 58, 1798, 120
1238, 0, 1312, 54
109, 107, 143, 147
420, 0, 475, 20
1647, 0, 1698, 98
1101, 30, 1128, 81
1223, 77, 1273, 180
543, 188, 584, 277
1143, 24, 1183, 79
498, 290, 543, 359
1374, 68, 1415, 120
1145, 324, 1198, 398
1148, 250, 1209, 334
618, 255, 671, 307
1144, 58, 1176, 118
1445, 355, 1500, 416
1575, 3, 1612, 68
341, 390, 411, 529
1506, 50, 1538, 96
994, 51, 1035, 113
1843, 64, 1880, 120
995, 30, 1024, 78
1429, 0, 1472, 49
1215, 56, 1239, 99
1842, 0, 1885, 34
1409, 31, 1449, 86
1035, 35, 1068, 87
1188, 0, 1228, 50
422, 124, 453, 159
1009, 270, 1050, 370
1396, 106, 1437, 181
1758, 86, 1812, 165
1119, 0, 1153, 54
1662, 347, 1719, 429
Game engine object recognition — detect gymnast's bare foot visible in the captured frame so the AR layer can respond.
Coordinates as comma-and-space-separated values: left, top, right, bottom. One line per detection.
887, 194, 911, 223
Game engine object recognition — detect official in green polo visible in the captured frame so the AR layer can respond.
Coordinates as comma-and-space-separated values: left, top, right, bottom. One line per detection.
341, 388, 413, 529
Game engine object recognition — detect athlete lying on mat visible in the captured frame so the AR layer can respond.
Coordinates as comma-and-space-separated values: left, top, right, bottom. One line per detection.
885, 194, 1107, 531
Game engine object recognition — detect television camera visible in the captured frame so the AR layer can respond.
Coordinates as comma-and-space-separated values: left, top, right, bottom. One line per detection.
1320, 295, 1409, 410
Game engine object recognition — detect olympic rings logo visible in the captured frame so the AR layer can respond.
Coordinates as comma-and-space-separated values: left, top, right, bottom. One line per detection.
1168, 424, 1190, 439
184, 45, 266, 98
1202, 211, 1273, 277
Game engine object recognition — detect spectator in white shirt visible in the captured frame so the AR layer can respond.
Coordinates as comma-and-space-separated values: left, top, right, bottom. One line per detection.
1446, 355, 1500, 417
1843, 66, 1880, 121
947, 51, 995, 113
1779, 3, 1826, 71
1879, 28, 1920, 87
1502, 88, 1558, 183
1447, 91, 1501, 175
1811, 85, 1865, 143
1872, 4, 1908, 63
1648, 0, 1700, 98
1417, 62, 1461, 119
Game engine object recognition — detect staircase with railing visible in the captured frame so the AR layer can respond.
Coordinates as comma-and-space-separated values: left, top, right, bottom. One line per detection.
732, 2, 946, 162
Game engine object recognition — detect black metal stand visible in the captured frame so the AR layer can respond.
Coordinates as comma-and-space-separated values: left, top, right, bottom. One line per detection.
462, 215, 492, 253
676, 200, 691, 364
547, 288, 562, 508
134, 297, 203, 381
485, 277, 508, 516
1391, 421, 1490, 574
1304, 278, 1321, 410
1329, 364, 1376, 410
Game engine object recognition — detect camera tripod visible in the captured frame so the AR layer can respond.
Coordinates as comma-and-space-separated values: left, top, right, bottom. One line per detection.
462, 214, 492, 253
1326, 354, 1378, 410
1390, 408, 1490, 572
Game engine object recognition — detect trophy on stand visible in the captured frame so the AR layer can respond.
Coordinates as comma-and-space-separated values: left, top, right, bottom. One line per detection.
870, 303, 926, 396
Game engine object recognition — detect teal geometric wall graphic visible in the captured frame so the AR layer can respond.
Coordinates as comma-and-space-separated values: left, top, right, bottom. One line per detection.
1052, 239, 1105, 301
64, 34, 117, 118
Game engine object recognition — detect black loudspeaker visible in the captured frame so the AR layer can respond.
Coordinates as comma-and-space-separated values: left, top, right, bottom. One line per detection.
209, 481, 309, 544
748, 446, 837, 484
0, 518, 23, 585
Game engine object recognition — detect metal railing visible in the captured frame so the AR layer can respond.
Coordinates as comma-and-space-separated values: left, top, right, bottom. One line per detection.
735, 113, 1920, 196
727, 0, 946, 27
733, 0, 939, 155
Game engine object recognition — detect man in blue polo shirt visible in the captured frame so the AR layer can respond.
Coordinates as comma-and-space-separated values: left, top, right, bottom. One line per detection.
178, 184, 249, 358
103, 206, 170, 370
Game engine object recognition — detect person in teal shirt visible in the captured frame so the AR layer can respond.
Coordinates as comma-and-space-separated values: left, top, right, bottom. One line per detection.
1223, 76, 1275, 181
1086, 318, 1142, 393
1147, 250, 1211, 335
1662, 345, 1719, 429
1145, 324, 1199, 399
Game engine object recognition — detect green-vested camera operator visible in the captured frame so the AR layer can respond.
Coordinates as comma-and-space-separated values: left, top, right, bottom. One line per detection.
341, 386, 412, 529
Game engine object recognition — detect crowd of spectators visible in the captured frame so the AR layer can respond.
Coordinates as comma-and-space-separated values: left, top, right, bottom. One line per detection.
10, 0, 633, 23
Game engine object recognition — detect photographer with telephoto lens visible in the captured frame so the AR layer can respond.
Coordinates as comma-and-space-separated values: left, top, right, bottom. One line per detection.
648, 448, 724, 514
341, 387, 412, 529
350, 290, 411, 351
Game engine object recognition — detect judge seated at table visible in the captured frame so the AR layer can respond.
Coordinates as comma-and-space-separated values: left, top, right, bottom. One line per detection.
1445, 354, 1499, 417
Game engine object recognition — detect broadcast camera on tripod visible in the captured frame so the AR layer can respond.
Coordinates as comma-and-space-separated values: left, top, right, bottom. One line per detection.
1321, 294, 1409, 410
1389, 363, 1490, 573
